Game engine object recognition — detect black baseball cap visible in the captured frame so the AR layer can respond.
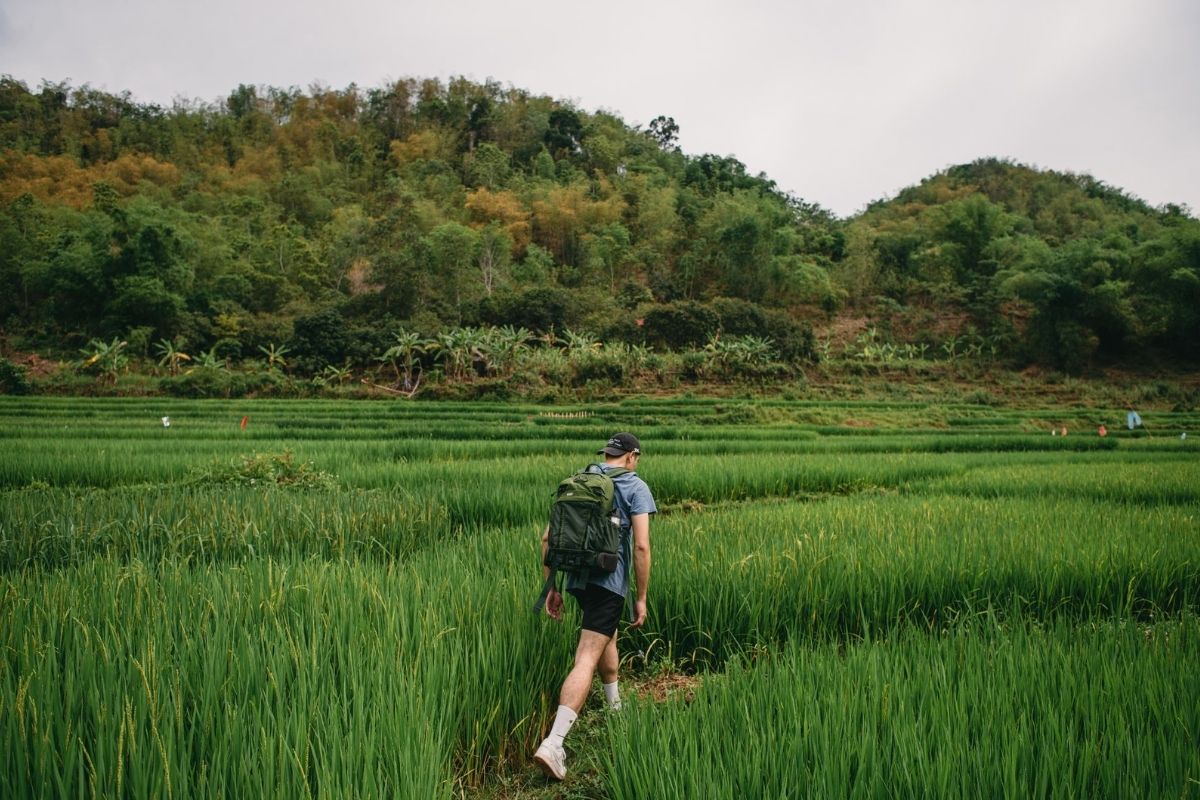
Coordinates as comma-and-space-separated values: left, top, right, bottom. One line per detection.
598, 432, 641, 456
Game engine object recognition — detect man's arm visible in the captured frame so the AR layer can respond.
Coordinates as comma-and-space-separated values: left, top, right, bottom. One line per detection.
540, 525, 563, 620
630, 512, 651, 628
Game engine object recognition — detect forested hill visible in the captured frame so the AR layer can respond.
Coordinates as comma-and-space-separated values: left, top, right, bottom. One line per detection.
1, 76, 1197, 377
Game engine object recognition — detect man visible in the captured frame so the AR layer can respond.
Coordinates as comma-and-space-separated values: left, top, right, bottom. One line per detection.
533, 432, 657, 781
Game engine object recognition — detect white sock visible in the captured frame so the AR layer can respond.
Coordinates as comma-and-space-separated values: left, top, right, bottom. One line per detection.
603, 681, 621, 710
548, 704, 577, 745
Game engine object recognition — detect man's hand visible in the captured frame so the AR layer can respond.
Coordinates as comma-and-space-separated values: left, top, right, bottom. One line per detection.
545, 588, 564, 621
630, 598, 647, 628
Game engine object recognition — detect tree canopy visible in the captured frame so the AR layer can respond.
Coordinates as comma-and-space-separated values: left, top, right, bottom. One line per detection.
1, 76, 1196, 373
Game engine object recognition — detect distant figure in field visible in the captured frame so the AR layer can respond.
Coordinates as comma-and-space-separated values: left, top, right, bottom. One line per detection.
1098, 424, 1107, 437
1127, 407, 1143, 431
533, 433, 656, 782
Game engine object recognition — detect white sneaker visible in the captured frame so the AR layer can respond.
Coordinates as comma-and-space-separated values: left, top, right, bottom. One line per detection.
533, 739, 566, 781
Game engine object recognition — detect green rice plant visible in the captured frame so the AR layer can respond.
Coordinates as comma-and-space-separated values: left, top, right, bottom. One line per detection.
925, 458, 1200, 505
0, 487, 450, 570
1, 395, 1198, 797
640, 495, 1200, 661
0, 539, 587, 797
0, 559, 455, 798
602, 615, 1200, 799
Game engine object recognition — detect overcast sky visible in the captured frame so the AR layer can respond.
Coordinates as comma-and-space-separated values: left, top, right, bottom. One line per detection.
2, 0, 1197, 217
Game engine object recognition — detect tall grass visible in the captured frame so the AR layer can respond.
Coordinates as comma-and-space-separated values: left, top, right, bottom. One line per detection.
641, 495, 1200, 662
0, 552, 579, 797
603, 615, 1200, 799
0, 559, 453, 798
1, 397, 1198, 797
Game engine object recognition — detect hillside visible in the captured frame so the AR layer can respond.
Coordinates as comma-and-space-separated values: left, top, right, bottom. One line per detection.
840, 159, 1200, 370
1, 76, 1197, 391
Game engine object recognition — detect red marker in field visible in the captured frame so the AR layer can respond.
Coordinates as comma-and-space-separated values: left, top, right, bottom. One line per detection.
240, 415, 249, 430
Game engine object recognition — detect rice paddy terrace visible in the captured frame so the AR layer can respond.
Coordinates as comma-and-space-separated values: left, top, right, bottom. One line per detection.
1, 396, 1198, 798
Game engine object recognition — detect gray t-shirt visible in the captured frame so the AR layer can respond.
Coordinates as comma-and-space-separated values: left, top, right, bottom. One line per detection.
566, 463, 657, 597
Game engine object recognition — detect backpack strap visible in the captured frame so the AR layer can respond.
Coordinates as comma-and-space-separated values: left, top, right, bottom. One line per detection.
532, 567, 559, 614
601, 465, 634, 620
585, 463, 631, 479
599, 465, 630, 479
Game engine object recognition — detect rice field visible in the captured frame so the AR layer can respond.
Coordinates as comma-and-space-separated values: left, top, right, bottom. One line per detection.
1, 396, 1198, 798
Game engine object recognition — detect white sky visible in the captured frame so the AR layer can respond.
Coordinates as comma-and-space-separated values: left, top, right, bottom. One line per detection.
2, 0, 1197, 218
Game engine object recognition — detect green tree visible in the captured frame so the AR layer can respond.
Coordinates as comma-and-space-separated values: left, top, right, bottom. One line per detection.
582, 222, 631, 293
463, 143, 511, 189
426, 222, 481, 317
476, 222, 512, 296
289, 307, 350, 372
996, 238, 1136, 371
544, 108, 583, 159
1128, 223, 1200, 358
647, 115, 679, 151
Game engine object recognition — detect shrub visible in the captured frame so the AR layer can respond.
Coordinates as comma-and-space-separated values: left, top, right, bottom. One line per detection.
677, 350, 707, 382
423, 377, 518, 401
519, 347, 570, 385
477, 287, 578, 334
211, 337, 244, 360
185, 451, 338, 489
597, 315, 643, 346
641, 301, 719, 350
160, 367, 302, 398
161, 367, 237, 398
708, 297, 767, 336
289, 307, 351, 374
0, 357, 31, 395
571, 350, 626, 387
761, 311, 816, 364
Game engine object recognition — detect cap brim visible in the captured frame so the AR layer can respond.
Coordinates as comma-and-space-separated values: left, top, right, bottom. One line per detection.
598, 446, 626, 455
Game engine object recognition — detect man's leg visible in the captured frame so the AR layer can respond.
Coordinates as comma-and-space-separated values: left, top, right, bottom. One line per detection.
536, 586, 625, 781
536, 629, 614, 781
598, 630, 619, 684
559, 629, 614, 711
598, 631, 621, 709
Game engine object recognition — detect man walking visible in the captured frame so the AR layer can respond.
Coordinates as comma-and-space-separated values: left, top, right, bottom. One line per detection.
533, 432, 657, 781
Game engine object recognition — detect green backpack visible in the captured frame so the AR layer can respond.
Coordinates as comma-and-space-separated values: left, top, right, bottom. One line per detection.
532, 465, 629, 614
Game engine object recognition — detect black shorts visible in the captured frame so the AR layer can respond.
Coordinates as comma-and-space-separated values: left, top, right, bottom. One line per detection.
568, 583, 625, 637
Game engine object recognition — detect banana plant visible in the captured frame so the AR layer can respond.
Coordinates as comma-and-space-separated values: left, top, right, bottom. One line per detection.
154, 338, 191, 376
258, 343, 290, 371
433, 327, 488, 380
485, 325, 531, 375
320, 363, 354, 385
626, 343, 657, 373
377, 330, 430, 389
941, 336, 962, 361
195, 347, 227, 371
704, 334, 777, 375
557, 328, 602, 354
78, 337, 128, 383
